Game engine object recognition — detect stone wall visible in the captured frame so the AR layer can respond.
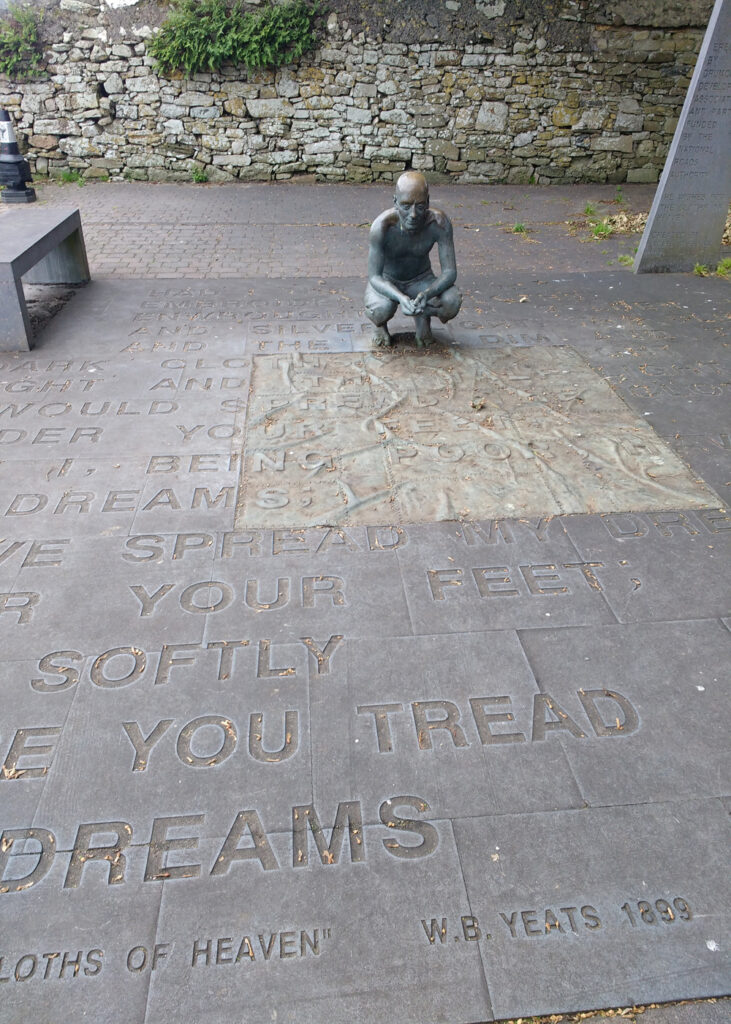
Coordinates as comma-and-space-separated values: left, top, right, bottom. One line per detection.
0, 0, 715, 184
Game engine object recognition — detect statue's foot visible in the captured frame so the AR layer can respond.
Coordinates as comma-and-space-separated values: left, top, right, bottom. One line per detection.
414, 315, 434, 348
372, 326, 393, 348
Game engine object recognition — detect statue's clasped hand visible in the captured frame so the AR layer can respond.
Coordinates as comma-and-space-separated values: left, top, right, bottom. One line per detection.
400, 290, 431, 316
413, 290, 429, 314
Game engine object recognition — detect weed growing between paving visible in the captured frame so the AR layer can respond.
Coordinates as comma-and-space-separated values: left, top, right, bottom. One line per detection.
149, 0, 319, 77
591, 218, 613, 240
694, 259, 731, 278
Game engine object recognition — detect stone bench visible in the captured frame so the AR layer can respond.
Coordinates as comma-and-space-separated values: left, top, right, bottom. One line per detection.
0, 205, 90, 351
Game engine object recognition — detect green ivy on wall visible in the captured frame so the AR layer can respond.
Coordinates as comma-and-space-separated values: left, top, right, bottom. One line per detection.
0, 2, 45, 80
148, 0, 320, 78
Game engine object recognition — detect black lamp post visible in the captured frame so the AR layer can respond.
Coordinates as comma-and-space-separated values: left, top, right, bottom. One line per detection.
0, 108, 36, 203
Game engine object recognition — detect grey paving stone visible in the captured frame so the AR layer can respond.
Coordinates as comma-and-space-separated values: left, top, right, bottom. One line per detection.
130, 464, 240, 534
143, 831, 493, 1024
30, 642, 312, 846
35, 278, 255, 351
250, 333, 356, 355
0, 343, 247, 464
192, 535, 413, 642
0, 457, 148, 539
449, 323, 566, 352
453, 799, 731, 1020
586, 341, 729, 415
562, 509, 730, 623
467, 271, 730, 341
245, 301, 367, 355
518, 620, 730, 805
394, 518, 619, 634
0, 394, 243, 461
0, 658, 78, 829
1, 533, 213, 652
0, 540, 24, 592
0, 845, 161, 1024
600, 365, 730, 443
452, 275, 730, 381
662, 432, 731, 506
311, 632, 584, 825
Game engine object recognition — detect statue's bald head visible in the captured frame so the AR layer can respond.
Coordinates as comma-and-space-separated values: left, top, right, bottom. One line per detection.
393, 171, 430, 233
394, 171, 429, 205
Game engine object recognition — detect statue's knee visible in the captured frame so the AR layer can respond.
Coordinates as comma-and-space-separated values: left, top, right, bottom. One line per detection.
438, 287, 462, 322
365, 295, 396, 325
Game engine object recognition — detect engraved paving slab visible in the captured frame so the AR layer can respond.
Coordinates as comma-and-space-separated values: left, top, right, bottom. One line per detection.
236, 347, 718, 528
1, 185, 730, 1024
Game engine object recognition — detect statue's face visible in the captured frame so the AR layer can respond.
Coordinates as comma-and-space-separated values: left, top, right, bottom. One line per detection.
394, 180, 429, 233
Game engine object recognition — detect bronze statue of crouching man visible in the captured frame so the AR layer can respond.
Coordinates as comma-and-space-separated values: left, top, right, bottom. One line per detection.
365, 171, 462, 347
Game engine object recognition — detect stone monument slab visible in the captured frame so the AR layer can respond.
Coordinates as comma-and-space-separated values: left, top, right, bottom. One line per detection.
635, 0, 731, 273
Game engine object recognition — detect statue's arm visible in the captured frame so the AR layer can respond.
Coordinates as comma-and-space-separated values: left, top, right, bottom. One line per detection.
368, 222, 410, 306
422, 217, 457, 299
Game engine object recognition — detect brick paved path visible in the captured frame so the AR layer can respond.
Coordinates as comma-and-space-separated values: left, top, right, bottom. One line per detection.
2, 180, 657, 278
